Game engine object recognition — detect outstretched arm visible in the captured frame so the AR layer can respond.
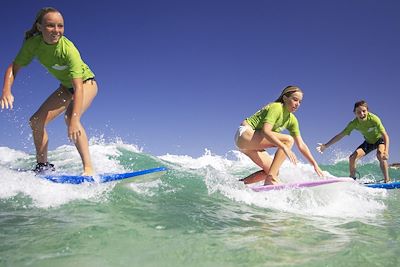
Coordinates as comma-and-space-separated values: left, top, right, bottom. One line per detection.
317, 131, 346, 153
1, 63, 21, 109
294, 135, 324, 177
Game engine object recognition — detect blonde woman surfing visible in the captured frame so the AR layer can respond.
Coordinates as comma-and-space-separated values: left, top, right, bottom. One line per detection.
235, 86, 323, 185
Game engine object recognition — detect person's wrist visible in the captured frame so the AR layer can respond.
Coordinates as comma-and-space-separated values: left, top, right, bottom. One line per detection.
70, 115, 80, 122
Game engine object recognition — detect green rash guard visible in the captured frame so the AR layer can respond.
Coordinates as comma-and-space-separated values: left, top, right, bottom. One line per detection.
245, 102, 300, 136
342, 112, 386, 144
14, 35, 94, 88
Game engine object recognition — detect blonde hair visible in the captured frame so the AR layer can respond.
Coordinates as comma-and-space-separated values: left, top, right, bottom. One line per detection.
24, 7, 60, 40
275, 85, 302, 103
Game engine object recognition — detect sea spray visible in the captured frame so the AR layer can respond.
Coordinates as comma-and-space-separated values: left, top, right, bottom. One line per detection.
1, 141, 400, 266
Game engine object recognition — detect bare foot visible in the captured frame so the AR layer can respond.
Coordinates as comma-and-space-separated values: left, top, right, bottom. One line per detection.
240, 170, 267, 184
264, 174, 280, 185
82, 167, 94, 176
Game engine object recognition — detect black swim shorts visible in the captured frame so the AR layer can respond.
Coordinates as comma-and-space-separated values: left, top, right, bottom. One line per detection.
357, 138, 385, 155
66, 77, 96, 94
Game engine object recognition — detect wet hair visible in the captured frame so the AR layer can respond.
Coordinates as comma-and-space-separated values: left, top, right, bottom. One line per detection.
275, 85, 302, 103
24, 7, 61, 40
353, 100, 368, 112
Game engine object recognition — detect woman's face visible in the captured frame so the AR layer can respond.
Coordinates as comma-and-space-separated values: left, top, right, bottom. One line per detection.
283, 91, 303, 113
37, 12, 64, 44
354, 105, 368, 121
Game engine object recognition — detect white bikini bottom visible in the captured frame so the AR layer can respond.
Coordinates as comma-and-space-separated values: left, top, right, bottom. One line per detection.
234, 125, 252, 146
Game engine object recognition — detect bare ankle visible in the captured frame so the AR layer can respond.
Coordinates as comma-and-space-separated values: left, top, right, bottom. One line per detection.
264, 174, 279, 185
82, 167, 94, 176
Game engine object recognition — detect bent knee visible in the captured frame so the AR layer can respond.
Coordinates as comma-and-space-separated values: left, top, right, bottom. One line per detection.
376, 150, 385, 160
29, 115, 45, 130
283, 135, 294, 146
349, 152, 361, 161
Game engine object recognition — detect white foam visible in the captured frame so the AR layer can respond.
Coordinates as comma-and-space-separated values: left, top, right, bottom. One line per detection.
159, 148, 259, 177
0, 146, 28, 164
160, 148, 387, 219
0, 144, 389, 217
0, 140, 146, 208
124, 179, 162, 196
325, 147, 379, 165
0, 166, 114, 208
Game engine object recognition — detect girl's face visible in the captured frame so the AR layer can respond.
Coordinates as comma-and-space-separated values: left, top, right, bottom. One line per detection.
354, 105, 368, 121
283, 91, 303, 113
37, 12, 64, 44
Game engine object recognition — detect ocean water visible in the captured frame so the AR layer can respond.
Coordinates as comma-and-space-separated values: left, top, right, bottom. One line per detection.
1, 140, 400, 267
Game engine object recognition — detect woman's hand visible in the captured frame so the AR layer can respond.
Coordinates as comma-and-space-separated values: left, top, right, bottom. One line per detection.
316, 143, 327, 154
1, 63, 20, 110
283, 145, 298, 165
0, 91, 14, 109
68, 118, 83, 142
314, 164, 324, 177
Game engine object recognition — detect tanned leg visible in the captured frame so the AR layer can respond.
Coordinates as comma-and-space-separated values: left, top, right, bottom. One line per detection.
64, 81, 97, 175
377, 144, 390, 183
349, 148, 365, 179
30, 87, 72, 164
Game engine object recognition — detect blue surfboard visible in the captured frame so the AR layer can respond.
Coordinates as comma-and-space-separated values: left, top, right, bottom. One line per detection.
39, 166, 167, 184
364, 181, 400, 189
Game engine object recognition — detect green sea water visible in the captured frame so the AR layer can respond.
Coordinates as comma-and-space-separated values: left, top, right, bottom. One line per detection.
1, 142, 400, 267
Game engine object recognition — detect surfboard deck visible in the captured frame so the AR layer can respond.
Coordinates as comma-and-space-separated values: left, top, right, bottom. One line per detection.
364, 181, 400, 189
250, 177, 355, 192
39, 166, 167, 184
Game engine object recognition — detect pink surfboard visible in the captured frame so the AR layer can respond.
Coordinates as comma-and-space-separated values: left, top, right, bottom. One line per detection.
251, 177, 355, 192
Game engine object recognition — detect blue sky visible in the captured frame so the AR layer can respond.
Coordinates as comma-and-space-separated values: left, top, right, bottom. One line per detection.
1, 0, 399, 163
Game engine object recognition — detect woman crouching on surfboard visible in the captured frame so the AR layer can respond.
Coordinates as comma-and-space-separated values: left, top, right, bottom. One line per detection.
235, 86, 323, 185
0, 7, 97, 175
